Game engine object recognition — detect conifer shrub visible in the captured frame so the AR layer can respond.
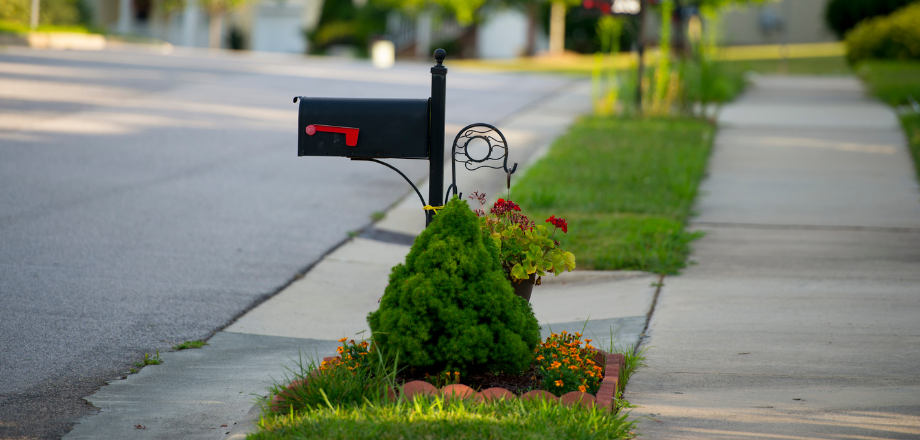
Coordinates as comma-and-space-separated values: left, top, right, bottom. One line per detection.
845, 2, 920, 65
367, 197, 541, 376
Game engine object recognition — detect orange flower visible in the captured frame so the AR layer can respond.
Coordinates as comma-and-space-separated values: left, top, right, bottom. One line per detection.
338, 337, 348, 343
555, 380, 564, 387
536, 355, 544, 361
578, 385, 587, 393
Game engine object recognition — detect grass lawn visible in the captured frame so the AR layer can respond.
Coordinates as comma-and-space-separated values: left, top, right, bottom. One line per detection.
902, 114, 920, 180
857, 61, 920, 179
856, 61, 920, 106
250, 397, 637, 440
717, 56, 852, 76
0, 20, 96, 34
511, 117, 713, 275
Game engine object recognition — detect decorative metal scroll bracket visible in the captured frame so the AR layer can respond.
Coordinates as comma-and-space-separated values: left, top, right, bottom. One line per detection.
446, 123, 517, 205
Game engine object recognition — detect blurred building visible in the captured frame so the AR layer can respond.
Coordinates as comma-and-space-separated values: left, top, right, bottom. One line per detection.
87, 0, 324, 51
719, 0, 836, 45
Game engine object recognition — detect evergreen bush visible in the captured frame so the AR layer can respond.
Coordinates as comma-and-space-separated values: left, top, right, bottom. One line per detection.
825, 0, 917, 40
845, 2, 920, 65
367, 197, 541, 376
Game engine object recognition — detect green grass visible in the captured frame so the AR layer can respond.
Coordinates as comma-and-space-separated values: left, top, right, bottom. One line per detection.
250, 396, 637, 440
857, 61, 920, 106
134, 351, 162, 367
173, 340, 208, 350
717, 56, 852, 76
856, 61, 920, 180
900, 113, 920, 180
512, 117, 713, 274
0, 20, 96, 35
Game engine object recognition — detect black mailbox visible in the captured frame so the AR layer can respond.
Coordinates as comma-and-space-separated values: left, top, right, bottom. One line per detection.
297, 98, 430, 159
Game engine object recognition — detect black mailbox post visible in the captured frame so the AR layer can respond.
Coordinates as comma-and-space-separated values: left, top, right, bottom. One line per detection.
295, 49, 512, 227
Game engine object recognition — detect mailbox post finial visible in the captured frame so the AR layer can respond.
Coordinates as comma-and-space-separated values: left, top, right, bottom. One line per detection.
434, 48, 446, 66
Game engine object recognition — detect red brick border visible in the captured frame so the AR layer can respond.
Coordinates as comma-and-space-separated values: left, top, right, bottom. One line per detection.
274, 350, 625, 411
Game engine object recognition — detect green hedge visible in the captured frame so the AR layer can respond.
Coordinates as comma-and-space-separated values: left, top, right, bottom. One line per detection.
0, 0, 91, 27
825, 0, 918, 40
845, 2, 920, 65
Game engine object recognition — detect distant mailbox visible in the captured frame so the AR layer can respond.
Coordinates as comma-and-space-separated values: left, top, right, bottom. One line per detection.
296, 97, 430, 159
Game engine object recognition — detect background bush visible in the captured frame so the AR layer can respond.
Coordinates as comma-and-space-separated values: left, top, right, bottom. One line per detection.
825, 0, 917, 39
0, 0, 91, 27
307, 0, 387, 56
367, 197, 541, 376
845, 2, 920, 65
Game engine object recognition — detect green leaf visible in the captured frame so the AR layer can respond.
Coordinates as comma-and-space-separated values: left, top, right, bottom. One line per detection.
563, 252, 576, 271
511, 263, 528, 280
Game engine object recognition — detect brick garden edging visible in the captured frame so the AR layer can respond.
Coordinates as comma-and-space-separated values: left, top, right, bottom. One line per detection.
272, 350, 625, 412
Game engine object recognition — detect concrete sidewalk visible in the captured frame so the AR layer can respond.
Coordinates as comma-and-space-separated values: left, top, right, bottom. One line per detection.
628, 77, 920, 438
63, 78, 661, 439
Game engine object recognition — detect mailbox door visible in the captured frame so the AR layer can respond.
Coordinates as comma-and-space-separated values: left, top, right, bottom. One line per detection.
298, 98, 430, 159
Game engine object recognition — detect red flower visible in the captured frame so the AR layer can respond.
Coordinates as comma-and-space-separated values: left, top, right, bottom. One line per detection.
491, 198, 522, 216
546, 216, 568, 233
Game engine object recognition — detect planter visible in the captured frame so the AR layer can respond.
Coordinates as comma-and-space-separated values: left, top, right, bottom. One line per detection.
508, 272, 537, 302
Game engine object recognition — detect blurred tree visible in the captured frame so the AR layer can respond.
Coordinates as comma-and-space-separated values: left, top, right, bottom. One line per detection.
825, 0, 917, 40
374, 0, 487, 25
0, 0, 90, 27
199, 0, 248, 48
158, 0, 249, 48
309, 0, 387, 55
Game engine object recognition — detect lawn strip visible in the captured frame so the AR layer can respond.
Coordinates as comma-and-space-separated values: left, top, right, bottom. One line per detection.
901, 114, 920, 181
857, 61, 920, 106
512, 117, 714, 274
716, 56, 851, 76
248, 398, 637, 440
857, 61, 920, 179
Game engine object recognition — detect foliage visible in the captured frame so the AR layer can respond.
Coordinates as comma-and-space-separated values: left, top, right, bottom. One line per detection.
0, 0, 91, 27
320, 338, 371, 373
857, 60, 920, 181
856, 60, 920, 105
373, 0, 486, 25
173, 340, 207, 350
678, 48, 747, 115
716, 56, 851, 76
845, 2, 920, 65
825, 0, 918, 40
534, 331, 603, 396
555, 3, 637, 54
469, 193, 575, 283
902, 113, 920, 181
198, 0, 246, 16
135, 351, 162, 367
252, 395, 638, 440
513, 117, 713, 274
266, 349, 398, 414
367, 197, 541, 376
308, 0, 388, 55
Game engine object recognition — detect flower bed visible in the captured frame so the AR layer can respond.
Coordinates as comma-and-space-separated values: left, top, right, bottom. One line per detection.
270, 333, 629, 413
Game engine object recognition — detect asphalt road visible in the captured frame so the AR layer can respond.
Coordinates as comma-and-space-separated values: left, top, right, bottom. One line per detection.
0, 46, 573, 439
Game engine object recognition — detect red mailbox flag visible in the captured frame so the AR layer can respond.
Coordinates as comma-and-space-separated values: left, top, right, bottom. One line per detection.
306, 124, 360, 147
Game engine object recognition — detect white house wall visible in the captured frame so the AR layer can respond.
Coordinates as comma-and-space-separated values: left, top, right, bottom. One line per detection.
477, 8, 547, 59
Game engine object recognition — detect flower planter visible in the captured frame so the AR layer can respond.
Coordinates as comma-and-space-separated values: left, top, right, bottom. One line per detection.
509, 273, 537, 302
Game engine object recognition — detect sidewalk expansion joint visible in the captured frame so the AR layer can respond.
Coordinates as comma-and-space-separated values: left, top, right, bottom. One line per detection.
359, 228, 415, 246
691, 221, 920, 234
637, 273, 665, 353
